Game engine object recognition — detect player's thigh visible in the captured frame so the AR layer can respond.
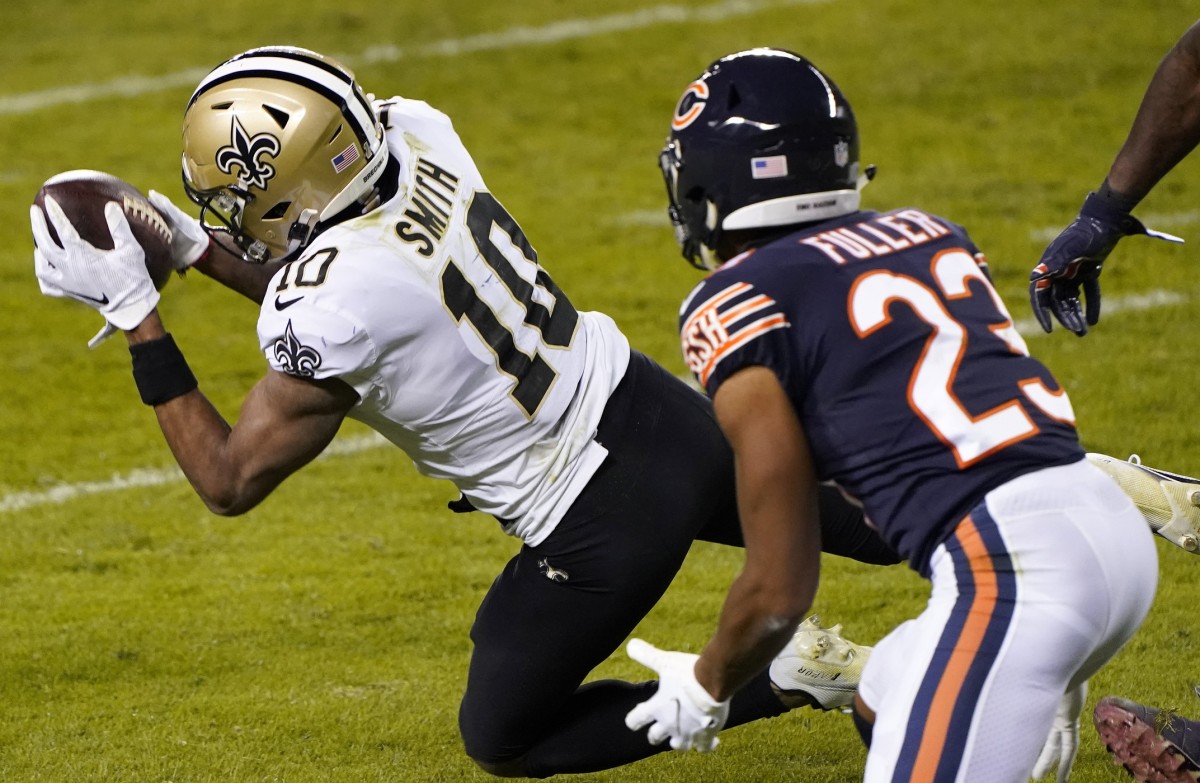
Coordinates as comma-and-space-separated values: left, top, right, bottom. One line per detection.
861, 465, 1156, 783
860, 546, 1067, 783
459, 355, 727, 757
459, 518, 693, 760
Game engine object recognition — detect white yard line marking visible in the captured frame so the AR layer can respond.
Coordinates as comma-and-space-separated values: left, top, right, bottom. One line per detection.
1029, 210, 1200, 243
1014, 288, 1187, 337
0, 0, 830, 117
630, 210, 1200, 238
615, 209, 668, 226
0, 433, 388, 514
2, 290, 1187, 514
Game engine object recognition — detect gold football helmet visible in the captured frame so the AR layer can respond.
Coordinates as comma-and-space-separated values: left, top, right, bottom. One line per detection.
181, 46, 389, 262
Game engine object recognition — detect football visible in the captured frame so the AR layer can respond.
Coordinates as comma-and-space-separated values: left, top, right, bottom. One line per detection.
33, 170, 175, 290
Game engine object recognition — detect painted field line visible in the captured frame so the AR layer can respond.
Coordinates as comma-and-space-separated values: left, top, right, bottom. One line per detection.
5, 288, 1185, 514
631, 210, 1200, 239
1029, 210, 1200, 243
0, 432, 388, 514
615, 209, 668, 226
0, 0, 829, 117
1015, 288, 1187, 337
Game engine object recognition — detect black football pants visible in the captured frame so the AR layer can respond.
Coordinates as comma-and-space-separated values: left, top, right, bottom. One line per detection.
457, 351, 898, 776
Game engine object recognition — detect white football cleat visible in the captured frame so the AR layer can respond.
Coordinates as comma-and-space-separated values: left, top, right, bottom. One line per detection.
768, 615, 870, 710
1087, 452, 1200, 554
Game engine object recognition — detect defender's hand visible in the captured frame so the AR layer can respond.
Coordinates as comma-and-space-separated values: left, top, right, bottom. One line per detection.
148, 190, 211, 270
1032, 681, 1087, 783
32, 197, 160, 347
624, 639, 730, 752
1029, 192, 1182, 336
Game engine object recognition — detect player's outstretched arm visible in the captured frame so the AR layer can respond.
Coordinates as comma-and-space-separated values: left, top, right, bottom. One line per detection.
148, 189, 284, 304
697, 365, 823, 701
192, 237, 285, 304
33, 190, 352, 514
1029, 21, 1199, 336
625, 365, 822, 752
125, 311, 359, 515
1107, 20, 1200, 201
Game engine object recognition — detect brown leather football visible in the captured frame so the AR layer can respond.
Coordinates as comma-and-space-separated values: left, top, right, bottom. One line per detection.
33, 170, 175, 290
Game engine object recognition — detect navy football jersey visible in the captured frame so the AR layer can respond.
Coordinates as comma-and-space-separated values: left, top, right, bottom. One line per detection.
679, 208, 1084, 573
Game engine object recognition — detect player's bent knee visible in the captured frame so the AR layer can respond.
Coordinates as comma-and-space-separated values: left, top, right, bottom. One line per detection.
852, 693, 875, 748
461, 722, 534, 778
468, 754, 531, 778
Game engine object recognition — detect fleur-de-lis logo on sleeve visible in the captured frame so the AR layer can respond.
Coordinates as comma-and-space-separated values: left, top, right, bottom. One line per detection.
272, 320, 323, 378
216, 117, 282, 190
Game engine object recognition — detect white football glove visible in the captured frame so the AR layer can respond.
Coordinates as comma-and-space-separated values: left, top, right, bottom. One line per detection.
32, 197, 160, 348
148, 189, 211, 270
1032, 680, 1087, 783
624, 639, 730, 752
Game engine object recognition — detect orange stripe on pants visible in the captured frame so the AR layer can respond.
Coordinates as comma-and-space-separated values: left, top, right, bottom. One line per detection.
908, 516, 999, 781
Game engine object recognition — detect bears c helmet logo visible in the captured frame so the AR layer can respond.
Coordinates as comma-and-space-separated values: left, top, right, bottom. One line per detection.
671, 80, 709, 131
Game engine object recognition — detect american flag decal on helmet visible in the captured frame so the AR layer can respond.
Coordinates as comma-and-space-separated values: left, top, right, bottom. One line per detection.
752, 155, 788, 179
681, 282, 788, 386
331, 143, 360, 173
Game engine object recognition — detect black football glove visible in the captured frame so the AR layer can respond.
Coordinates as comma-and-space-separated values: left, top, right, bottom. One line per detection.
1029, 192, 1182, 336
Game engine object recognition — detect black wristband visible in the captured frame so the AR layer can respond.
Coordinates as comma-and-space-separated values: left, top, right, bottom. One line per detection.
130, 334, 198, 406
1096, 178, 1143, 215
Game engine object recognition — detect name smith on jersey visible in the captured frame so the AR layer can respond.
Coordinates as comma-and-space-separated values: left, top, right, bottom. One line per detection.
395, 157, 461, 257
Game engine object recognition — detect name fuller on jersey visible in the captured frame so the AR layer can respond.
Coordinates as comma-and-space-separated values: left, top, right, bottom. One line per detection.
800, 209, 950, 264
395, 157, 461, 257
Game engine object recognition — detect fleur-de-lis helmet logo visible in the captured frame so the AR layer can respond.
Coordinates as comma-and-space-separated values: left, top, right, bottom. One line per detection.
273, 320, 323, 378
216, 117, 282, 190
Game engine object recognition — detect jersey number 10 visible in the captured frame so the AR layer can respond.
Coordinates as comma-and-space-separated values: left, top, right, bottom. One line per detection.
441, 192, 580, 417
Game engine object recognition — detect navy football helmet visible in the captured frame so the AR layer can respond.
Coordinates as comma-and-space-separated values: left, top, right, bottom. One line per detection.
661, 48, 873, 269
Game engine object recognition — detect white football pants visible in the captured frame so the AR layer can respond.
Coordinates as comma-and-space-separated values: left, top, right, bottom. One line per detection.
858, 458, 1158, 783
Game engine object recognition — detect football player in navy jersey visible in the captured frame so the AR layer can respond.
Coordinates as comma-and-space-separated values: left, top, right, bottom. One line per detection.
624, 48, 1159, 782
32, 46, 900, 779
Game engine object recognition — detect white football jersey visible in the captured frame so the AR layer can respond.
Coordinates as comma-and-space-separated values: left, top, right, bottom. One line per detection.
257, 98, 630, 545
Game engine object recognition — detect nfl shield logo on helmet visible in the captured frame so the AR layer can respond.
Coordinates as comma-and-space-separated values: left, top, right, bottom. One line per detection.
834, 141, 849, 168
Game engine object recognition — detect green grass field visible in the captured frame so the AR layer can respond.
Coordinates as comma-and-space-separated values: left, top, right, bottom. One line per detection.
3, 1, 1200, 780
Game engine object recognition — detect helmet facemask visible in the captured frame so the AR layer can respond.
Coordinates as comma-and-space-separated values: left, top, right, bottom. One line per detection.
660, 140, 724, 271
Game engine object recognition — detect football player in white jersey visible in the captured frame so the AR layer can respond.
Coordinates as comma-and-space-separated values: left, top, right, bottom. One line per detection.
32, 47, 899, 777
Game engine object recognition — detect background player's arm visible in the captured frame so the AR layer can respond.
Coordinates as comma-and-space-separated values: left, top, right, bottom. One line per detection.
192, 235, 287, 304
1029, 21, 1199, 336
695, 366, 823, 701
126, 311, 359, 515
1107, 19, 1200, 201
148, 190, 285, 305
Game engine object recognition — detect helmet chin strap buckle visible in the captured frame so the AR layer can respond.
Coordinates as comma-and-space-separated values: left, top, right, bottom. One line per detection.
245, 239, 270, 264
284, 208, 320, 257
697, 200, 723, 271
